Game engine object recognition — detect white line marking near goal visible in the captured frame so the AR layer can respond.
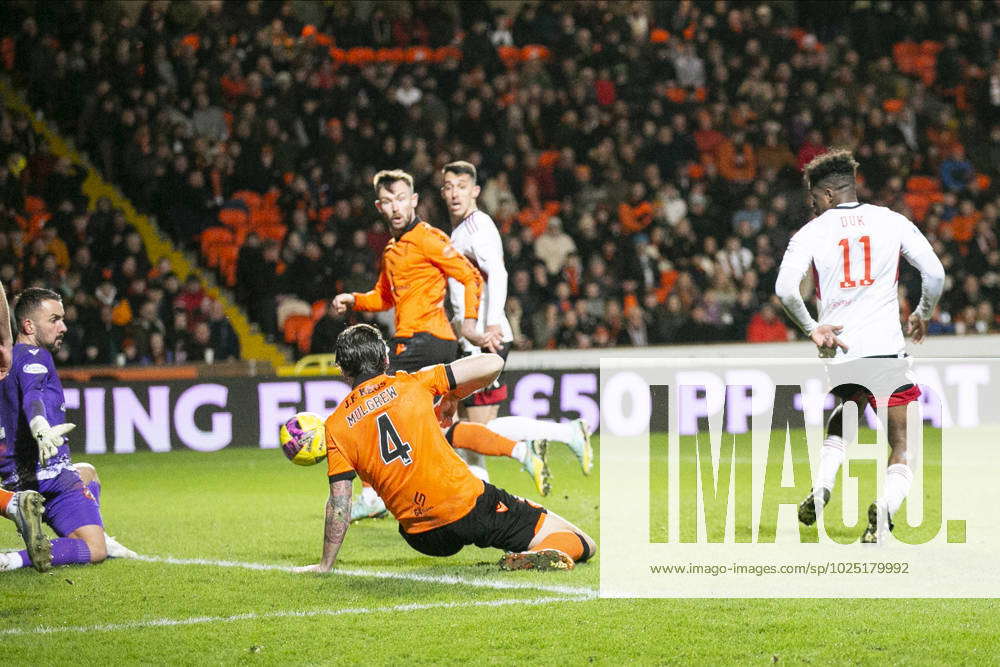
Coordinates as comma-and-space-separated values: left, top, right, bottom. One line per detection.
0, 595, 591, 637
132, 554, 598, 598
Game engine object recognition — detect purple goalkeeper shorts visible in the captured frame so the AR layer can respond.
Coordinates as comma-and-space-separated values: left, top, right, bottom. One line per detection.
38, 468, 103, 537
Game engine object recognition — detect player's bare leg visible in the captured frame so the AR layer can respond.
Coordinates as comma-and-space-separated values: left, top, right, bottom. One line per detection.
448, 416, 550, 497
499, 510, 596, 571
862, 403, 912, 543
487, 415, 592, 474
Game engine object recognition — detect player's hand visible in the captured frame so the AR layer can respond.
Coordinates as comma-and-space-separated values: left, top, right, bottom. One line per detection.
332, 293, 355, 316
461, 319, 502, 352
0, 342, 11, 380
292, 563, 331, 573
29, 416, 75, 464
482, 324, 503, 353
907, 313, 928, 343
435, 393, 459, 427
810, 324, 848, 357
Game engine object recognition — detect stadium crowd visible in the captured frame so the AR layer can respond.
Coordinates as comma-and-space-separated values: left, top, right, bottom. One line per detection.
2, 0, 999, 361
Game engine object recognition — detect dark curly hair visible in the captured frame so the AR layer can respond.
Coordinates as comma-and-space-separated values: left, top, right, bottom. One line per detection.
334, 323, 389, 384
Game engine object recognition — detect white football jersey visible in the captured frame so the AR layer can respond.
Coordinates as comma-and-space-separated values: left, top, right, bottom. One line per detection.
776, 202, 944, 359
448, 209, 513, 352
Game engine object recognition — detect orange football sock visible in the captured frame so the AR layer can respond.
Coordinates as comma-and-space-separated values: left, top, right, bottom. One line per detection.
0, 487, 12, 514
448, 422, 516, 457
533, 531, 586, 561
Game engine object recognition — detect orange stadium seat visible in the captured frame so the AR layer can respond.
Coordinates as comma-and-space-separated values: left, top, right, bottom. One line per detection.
217, 245, 240, 287
219, 204, 249, 225
498, 46, 520, 68
649, 28, 670, 43
283, 315, 315, 354
376, 47, 405, 63
432, 46, 461, 63
893, 41, 919, 74
906, 176, 940, 194
346, 47, 376, 66
903, 193, 933, 222
256, 224, 287, 243
232, 190, 261, 209
406, 46, 433, 63
24, 195, 47, 215
1, 37, 14, 71
200, 227, 235, 266
520, 45, 550, 61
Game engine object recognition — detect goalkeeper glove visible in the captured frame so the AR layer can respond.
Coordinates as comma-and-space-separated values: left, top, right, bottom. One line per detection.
29, 416, 75, 465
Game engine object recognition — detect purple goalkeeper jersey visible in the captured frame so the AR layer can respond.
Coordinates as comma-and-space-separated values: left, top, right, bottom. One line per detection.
0, 343, 73, 489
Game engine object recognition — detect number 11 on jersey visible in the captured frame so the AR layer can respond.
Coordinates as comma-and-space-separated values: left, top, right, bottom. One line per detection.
838, 235, 874, 288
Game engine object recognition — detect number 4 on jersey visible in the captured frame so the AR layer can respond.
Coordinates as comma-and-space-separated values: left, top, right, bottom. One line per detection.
838, 235, 874, 288
377, 413, 413, 466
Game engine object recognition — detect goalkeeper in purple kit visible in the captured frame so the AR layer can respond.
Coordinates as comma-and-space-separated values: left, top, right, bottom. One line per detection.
0, 288, 136, 571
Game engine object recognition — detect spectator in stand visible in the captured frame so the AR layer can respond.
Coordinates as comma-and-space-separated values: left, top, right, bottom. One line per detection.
207, 300, 240, 361
746, 303, 791, 343
2, 0, 997, 361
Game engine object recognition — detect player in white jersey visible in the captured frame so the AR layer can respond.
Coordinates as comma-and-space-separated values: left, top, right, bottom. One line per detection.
441, 161, 592, 479
775, 150, 944, 543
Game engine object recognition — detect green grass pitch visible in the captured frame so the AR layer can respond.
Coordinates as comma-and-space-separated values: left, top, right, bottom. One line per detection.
2, 436, 999, 664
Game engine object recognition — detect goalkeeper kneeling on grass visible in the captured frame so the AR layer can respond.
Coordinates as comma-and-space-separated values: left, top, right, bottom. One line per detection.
0, 288, 136, 573
294, 324, 596, 572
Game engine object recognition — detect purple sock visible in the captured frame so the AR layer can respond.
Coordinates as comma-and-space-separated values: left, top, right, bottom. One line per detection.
34, 537, 92, 566
87, 480, 102, 507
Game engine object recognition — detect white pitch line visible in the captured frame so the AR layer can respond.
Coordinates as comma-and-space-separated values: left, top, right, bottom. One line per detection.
133, 554, 598, 598
1, 595, 591, 637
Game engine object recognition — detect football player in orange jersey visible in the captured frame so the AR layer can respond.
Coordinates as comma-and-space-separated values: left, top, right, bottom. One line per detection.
331, 170, 548, 518
293, 324, 596, 572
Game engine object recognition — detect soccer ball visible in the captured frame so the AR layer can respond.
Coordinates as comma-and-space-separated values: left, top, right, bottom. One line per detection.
279, 412, 327, 466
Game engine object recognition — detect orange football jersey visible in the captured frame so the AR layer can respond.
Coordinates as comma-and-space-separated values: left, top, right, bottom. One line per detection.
352, 221, 483, 340
325, 365, 485, 533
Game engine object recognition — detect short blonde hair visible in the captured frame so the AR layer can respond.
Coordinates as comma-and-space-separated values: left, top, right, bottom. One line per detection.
803, 149, 859, 189
373, 169, 414, 194
442, 160, 477, 183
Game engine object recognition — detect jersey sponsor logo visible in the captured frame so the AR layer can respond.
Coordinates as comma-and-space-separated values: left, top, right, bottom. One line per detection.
22, 362, 47, 374
28, 348, 39, 355
495, 501, 509, 513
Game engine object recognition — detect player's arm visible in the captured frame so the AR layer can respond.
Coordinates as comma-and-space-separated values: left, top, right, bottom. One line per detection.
472, 225, 509, 345
0, 280, 12, 379
422, 232, 493, 348
295, 477, 352, 573
16, 355, 75, 463
775, 230, 847, 354
900, 220, 945, 343
333, 266, 393, 314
